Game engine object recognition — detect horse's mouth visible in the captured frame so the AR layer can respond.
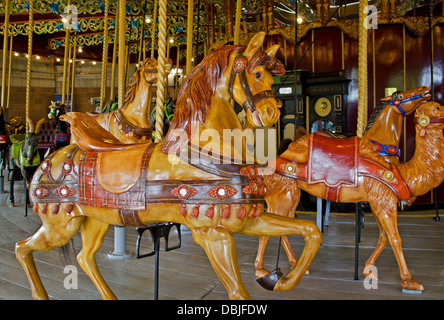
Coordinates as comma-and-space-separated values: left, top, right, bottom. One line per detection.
252, 110, 263, 127
423, 89, 431, 99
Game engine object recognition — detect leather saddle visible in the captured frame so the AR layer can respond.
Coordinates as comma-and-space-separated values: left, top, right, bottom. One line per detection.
61, 112, 153, 195
308, 133, 358, 188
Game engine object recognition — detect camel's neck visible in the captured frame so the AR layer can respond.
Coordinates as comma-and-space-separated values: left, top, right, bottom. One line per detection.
399, 130, 444, 196
120, 82, 153, 129
363, 107, 403, 147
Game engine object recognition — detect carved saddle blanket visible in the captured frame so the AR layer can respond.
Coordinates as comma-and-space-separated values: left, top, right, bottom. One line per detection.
273, 133, 412, 202
30, 142, 266, 222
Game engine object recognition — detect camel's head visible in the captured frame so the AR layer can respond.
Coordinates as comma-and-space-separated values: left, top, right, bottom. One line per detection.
415, 102, 444, 137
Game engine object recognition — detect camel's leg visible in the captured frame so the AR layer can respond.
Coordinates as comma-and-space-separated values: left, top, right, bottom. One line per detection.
15, 203, 85, 299
191, 227, 249, 300
369, 200, 423, 291
77, 217, 116, 300
242, 213, 321, 291
362, 214, 388, 280
255, 236, 271, 278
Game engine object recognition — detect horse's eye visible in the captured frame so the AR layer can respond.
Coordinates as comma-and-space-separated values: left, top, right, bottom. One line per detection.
438, 106, 441, 111
255, 72, 261, 79
399, 95, 403, 99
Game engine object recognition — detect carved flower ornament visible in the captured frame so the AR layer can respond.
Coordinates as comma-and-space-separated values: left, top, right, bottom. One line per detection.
171, 185, 197, 200
207, 185, 237, 200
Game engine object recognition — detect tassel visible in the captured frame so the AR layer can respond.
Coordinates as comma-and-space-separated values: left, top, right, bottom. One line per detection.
249, 204, 257, 218
255, 203, 262, 217
222, 204, 231, 219
191, 204, 200, 218
180, 204, 187, 216
205, 205, 215, 218
237, 204, 246, 219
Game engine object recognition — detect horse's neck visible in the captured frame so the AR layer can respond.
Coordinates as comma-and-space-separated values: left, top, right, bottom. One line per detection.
191, 94, 252, 163
363, 107, 402, 146
120, 82, 153, 129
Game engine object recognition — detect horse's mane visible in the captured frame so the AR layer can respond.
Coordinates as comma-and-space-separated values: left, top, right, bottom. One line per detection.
160, 45, 243, 154
120, 58, 151, 110
364, 91, 401, 133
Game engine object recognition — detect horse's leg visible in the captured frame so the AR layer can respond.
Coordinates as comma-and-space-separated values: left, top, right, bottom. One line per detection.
15, 203, 85, 299
77, 216, 116, 300
191, 227, 249, 300
242, 213, 321, 291
362, 213, 388, 280
255, 236, 270, 278
369, 199, 423, 291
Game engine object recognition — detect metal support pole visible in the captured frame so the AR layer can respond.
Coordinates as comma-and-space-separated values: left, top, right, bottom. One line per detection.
107, 225, 131, 260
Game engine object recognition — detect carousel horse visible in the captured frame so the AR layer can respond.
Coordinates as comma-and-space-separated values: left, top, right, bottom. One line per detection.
0, 106, 11, 171
16, 32, 321, 300
8, 118, 45, 214
87, 57, 172, 144
254, 86, 431, 279
48, 101, 70, 151
263, 101, 444, 292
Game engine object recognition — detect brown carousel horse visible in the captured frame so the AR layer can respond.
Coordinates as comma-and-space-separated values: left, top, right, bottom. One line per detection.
16, 32, 321, 300
89, 57, 172, 143
263, 101, 444, 292
254, 86, 431, 279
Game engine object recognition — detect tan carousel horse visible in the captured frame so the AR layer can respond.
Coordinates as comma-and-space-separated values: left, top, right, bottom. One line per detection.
16, 32, 321, 300
90, 57, 172, 143
254, 86, 431, 279
263, 101, 444, 292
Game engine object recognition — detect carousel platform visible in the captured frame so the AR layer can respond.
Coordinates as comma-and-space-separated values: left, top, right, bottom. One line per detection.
0, 175, 443, 301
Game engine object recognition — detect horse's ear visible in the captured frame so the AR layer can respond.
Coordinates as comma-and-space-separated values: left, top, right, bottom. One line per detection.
265, 44, 279, 58
243, 31, 266, 61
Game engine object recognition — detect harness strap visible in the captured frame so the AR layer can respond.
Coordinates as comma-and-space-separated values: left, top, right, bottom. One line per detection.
387, 93, 425, 117
228, 50, 276, 114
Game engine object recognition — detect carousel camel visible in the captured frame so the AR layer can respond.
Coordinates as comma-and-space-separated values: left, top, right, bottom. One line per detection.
16, 32, 321, 300
263, 101, 444, 292
255, 86, 431, 279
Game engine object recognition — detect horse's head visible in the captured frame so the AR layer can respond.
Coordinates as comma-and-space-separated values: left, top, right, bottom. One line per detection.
137, 57, 173, 85
229, 32, 285, 128
48, 101, 65, 120
381, 86, 431, 116
22, 118, 44, 162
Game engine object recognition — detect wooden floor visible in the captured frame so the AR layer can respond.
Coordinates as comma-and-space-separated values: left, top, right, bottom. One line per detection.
0, 179, 443, 301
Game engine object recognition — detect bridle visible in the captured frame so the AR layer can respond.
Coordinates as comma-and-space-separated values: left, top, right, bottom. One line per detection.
387, 92, 427, 117
228, 50, 276, 114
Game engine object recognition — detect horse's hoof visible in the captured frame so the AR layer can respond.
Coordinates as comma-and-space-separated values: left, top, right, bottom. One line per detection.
256, 268, 283, 291
255, 268, 271, 279
401, 279, 424, 293
9, 202, 15, 208
362, 265, 378, 280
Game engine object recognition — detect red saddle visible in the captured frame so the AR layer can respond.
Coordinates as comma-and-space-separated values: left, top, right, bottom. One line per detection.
308, 133, 358, 188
